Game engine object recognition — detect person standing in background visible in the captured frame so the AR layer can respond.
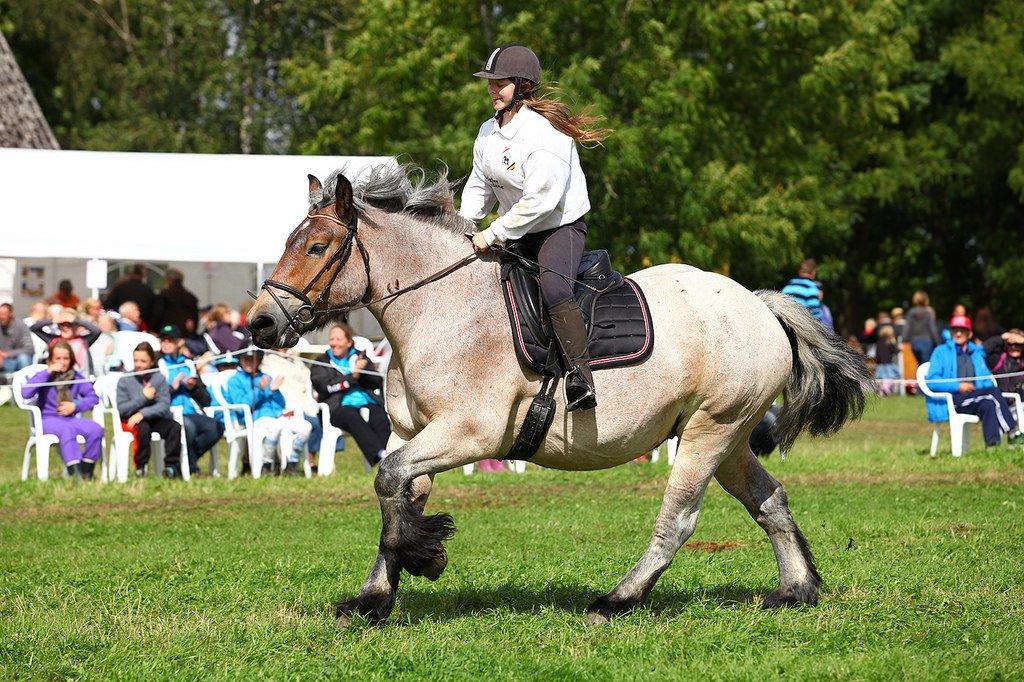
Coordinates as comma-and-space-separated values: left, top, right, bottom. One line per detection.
905, 291, 941, 363
152, 268, 199, 332
46, 279, 80, 309
103, 264, 156, 329
781, 259, 823, 322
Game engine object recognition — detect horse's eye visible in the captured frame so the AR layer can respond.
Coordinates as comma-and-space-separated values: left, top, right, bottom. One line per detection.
308, 243, 328, 256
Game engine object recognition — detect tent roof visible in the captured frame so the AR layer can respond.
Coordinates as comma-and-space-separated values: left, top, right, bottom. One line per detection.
0, 148, 393, 263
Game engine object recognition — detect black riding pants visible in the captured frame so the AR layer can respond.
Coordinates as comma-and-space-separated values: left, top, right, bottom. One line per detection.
514, 219, 587, 308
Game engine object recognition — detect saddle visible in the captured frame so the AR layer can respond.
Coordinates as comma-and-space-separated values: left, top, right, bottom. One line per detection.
499, 246, 655, 378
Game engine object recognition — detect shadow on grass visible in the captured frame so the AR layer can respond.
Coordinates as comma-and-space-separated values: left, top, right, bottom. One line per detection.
327, 580, 767, 625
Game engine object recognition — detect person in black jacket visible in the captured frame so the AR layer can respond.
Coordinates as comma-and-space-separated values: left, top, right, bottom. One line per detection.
103, 264, 156, 329
310, 324, 390, 468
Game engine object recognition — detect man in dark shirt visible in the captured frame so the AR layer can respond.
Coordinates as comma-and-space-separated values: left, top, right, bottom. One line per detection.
103, 264, 156, 329
0, 303, 36, 374
152, 268, 199, 332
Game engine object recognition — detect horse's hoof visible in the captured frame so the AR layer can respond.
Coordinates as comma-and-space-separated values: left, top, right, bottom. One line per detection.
584, 611, 610, 627
334, 594, 392, 627
762, 584, 819, 609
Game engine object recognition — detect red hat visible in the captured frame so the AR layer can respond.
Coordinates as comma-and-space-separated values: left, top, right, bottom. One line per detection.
950, 315, 972, 331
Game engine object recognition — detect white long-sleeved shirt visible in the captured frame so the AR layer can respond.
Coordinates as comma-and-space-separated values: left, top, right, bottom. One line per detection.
458, 106, 591, 246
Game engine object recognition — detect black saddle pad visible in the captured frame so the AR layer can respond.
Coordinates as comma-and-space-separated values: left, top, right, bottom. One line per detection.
500, 248, 655, 376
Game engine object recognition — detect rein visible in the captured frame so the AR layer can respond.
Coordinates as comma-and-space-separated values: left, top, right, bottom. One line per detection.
251, 210, 479, 335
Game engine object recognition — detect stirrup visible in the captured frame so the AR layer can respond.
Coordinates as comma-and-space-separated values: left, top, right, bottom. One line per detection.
563, 367, 597, 412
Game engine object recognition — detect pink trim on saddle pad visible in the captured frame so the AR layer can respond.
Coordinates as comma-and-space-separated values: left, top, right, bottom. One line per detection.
506, 280, 535, 363
590, 278, 652, 367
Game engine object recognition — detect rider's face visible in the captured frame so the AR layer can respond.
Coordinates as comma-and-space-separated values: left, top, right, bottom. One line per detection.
487, 78, 515, 111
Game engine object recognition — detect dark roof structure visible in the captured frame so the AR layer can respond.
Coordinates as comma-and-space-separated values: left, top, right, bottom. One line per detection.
0, 29, 59, 149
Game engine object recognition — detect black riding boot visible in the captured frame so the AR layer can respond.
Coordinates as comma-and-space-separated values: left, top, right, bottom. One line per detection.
548, 299, 597, 411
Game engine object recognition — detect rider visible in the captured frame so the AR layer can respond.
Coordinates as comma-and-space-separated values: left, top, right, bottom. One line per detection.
460, 44, 609, 411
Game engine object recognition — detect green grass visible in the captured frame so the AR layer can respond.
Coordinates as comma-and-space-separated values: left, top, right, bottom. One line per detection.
1, 396, 1023, 679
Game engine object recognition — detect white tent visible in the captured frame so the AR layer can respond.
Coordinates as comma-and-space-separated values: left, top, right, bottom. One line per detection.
0, 148, 393, 263
0, 148, 394, 337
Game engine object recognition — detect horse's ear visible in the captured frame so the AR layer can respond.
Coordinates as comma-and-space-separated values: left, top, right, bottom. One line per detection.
308, 174, 324, 206
334, 174, 356, 224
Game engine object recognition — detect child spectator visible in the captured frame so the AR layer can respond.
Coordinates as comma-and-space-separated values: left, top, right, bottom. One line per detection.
20, 341, 103, 478
158, 325, 224, 475
984, 329, 1024, 399
117, 343, 183, 478
226, 349, 311, 476
30, 308, 101, 375
874, 326, 900, 395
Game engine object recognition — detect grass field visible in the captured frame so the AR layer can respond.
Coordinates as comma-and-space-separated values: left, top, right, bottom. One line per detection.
2, 396, 1023, 679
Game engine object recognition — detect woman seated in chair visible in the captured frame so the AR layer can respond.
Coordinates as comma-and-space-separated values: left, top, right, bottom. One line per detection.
116, 343, 183, 478
20, 341, 103, 479
310, 323, 390, 469
226, 349, 311, 476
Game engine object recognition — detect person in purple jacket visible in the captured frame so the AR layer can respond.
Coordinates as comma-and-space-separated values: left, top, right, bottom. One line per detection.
20, 340, 103, 479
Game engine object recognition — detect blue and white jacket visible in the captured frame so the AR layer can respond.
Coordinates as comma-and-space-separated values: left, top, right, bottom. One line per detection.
225, 369, 286, 421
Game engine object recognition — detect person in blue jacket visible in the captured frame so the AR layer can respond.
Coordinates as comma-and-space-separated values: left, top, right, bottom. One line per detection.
158, 325, 224, 475
924, 315, 1022, 447
225, 349, 311, 475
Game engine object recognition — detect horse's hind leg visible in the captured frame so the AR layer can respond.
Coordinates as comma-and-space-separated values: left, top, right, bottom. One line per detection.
586, 410, 736, 625
714, 443, 821, 607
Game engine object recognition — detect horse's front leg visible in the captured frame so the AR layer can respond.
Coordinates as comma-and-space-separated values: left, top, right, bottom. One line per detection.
334, 419, 491, 627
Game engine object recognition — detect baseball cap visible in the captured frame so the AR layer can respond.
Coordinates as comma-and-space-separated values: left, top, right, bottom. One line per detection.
949, 315, 972, 331
158, 324, 182, 339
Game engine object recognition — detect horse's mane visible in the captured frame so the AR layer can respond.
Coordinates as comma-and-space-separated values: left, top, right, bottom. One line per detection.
316, 163, 470, 235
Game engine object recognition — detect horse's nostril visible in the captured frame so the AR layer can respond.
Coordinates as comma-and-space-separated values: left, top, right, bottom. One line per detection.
249, 314, 276, 332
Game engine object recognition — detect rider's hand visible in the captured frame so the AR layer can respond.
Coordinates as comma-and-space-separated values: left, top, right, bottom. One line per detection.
472, 232, 490, 253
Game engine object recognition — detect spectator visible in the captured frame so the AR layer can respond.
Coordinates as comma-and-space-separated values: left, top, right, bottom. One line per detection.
30, 308, 101, 375
226, 349, 311, 476
91, 313, 119, 374
905, 291, 941, 363
78, 298, 103, 322
310, 324, 390, 469
924, 316, 1022, 447
974, 305, 1002, 342
117, 343, 183, 478
984, 329, 1024, 399
20, 341, 103, 479
158, 325, 224, 475
153, 268, 199, 332
47, 279, 80, 309
781, 258, 823, 321
261, 348, 326, 470
891, 307, 906, 341
117, 302, 143, 332
874, 325, 900, 395
24, 300, 48, 327
203, 304, 246, 354
0, 303, 35, 374
182, 317, 211, 359
103, 264, 156, 329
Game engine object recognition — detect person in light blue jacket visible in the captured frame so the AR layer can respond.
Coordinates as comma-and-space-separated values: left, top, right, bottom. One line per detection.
225, 349, 311, 476
924, 315, 1021, 447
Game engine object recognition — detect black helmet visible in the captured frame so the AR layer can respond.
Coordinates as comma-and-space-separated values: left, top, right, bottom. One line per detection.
473, 44, 541, 85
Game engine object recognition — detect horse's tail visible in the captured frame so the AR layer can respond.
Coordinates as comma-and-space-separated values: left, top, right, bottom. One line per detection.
755, 290, 870, 451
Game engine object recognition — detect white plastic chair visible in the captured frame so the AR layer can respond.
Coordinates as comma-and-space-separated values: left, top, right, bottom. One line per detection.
98, 372, 191, 481
112, 331, 159, 371
917, 362, 980, 457
14, 364, 106, 481
650, 437, 679, 465
203, 370, 256, 479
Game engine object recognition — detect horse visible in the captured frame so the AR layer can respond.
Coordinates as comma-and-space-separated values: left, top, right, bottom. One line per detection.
246, 164, 869, 627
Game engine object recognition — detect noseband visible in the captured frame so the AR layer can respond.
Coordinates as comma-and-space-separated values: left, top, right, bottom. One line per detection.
259, 210, 372, 335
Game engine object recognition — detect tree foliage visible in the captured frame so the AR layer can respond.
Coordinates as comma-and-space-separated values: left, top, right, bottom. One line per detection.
3, 0, 1022, 332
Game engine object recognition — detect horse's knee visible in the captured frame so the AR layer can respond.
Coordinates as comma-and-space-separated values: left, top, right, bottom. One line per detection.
755, 484, 796, 533
374, 453, 406, 499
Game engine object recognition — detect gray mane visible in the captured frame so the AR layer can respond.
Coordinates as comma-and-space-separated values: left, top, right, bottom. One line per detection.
316, 163, 471, 234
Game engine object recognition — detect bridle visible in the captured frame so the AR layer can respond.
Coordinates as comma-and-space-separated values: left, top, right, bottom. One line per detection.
257, 210, 371, 335
253, 209, 479, 336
